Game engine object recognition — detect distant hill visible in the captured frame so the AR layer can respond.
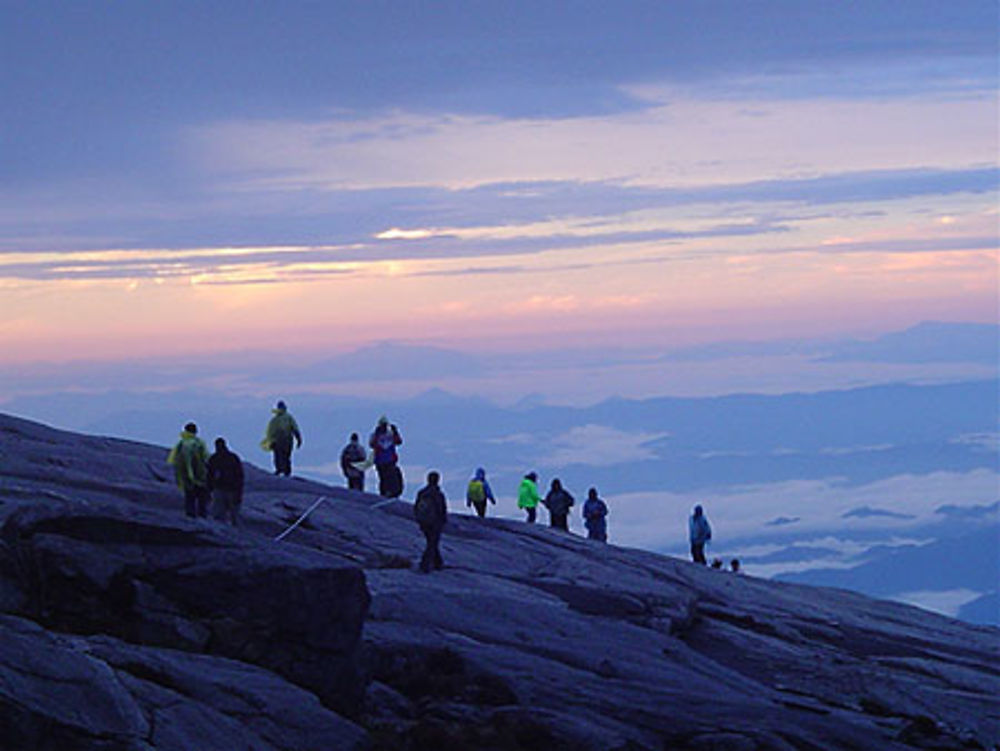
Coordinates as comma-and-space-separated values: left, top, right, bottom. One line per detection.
819, 321, 1000, 364
777, 526, 999, 611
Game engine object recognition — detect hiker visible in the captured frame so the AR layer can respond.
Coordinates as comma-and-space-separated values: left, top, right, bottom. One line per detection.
730, 558, 741, 574
369, 416, 403, 498
340, 432, 367, 492
711, 558, 723, 569
543, 478, 574, 531
582, 487, 609, 542
466, 467, 496, 518
414, 471, 447, 573
262, 400, 302, 476
206, 437, 244, 526
167, 422, 210, 518
518, 471, 541, 523
689, 504, 712, 565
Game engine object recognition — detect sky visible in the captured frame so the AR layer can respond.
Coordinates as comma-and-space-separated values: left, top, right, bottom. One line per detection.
1, 1, 997, 370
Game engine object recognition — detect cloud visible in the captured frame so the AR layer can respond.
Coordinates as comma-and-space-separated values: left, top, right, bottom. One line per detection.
1, 166, 994, 284
542, 424, 669, 468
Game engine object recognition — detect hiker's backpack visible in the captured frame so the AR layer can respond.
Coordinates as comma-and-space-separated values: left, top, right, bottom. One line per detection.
466, 479, 486, 504
414, 490, 438, 525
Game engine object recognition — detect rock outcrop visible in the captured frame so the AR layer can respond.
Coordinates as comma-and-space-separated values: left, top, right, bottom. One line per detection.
1, 412, 997, 750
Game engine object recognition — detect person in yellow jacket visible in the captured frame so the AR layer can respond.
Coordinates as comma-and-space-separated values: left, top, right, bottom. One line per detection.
167, 422, 210, 518
518, 471, 541, 524
261, 400, 302, 476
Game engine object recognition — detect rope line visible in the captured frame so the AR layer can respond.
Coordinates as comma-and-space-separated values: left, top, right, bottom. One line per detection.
274, 495, 329, 542
273, 494, 404, 542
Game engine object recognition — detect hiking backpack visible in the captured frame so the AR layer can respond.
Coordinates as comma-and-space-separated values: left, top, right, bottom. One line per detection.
414, 491, 438, 525
466, 479, 486, 504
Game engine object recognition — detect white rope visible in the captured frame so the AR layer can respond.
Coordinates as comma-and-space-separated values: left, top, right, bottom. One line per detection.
274, 495, 329, 542
273, 494, 403, 542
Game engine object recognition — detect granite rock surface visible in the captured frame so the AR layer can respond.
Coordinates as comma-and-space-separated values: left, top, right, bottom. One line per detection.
1, 413, 997, 750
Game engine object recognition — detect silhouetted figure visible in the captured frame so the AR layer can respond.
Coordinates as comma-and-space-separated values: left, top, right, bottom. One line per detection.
370, 416, 404, 498
518, 472, 541, 523
414, 471, 447, 573
167, 422, 210, 518
711, 558, 723, 569
689, 504, 712, 565
583, 487, 609, 542
730, 558, 741, 574
544, 478, 574, 531
207, 437, 244, 526
466, 467, 496, 518
262, 400, 302, 476
340, 432, 367, 492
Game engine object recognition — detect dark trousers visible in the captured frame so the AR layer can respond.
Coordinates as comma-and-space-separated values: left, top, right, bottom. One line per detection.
587, 528, 607, 542
272, 442, 293, 476
347, 474, 364, 492
550, 512, 568, 531
184, 486, 210, 518
525, 506, 536, 523
471, 500, 487, 518
419, 524, 444, 572
211, 488, 241, 526
691, 542, 707, 565
377, 463, 403, 498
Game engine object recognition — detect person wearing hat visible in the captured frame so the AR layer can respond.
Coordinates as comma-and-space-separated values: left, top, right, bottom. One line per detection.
261, 400, 302, 476
167, 422, 210, 518
369, 415, 403, 498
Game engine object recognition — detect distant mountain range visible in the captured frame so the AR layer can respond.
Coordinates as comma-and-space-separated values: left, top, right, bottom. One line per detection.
777, 524, 999, 626
658, 320, 999, 364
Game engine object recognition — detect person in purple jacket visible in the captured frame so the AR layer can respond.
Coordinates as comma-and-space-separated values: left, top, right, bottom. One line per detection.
369, 415, 403, 498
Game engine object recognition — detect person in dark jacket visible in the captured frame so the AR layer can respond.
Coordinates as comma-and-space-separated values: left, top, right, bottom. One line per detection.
340, 432, 367, 491
369, 415, 403, 498
206, 437, 244, 526
543, 478, 574, 531
689, 504, 712, 565
582, 487, 609, 542
414, 471, 447, 573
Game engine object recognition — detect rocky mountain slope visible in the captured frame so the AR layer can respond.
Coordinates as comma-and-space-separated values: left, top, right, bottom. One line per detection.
0, 413, 997, 750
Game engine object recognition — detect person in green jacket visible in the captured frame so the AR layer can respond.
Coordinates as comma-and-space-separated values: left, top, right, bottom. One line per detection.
261, 400, 302, 476
518, 471, 541, 524
167, 422, 210, 518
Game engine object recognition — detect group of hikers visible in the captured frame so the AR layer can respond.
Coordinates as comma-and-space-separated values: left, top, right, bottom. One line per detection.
167, 401, 727, 572
166, 402, 405, 526
166, 424, 245, 524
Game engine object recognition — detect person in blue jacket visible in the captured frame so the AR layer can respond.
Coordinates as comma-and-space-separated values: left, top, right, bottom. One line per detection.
466, 467, 496, 518
689, 504, 712, 565
582, 487, 609, 542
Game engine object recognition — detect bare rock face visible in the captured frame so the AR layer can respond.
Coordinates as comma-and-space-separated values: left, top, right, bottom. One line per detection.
0, 502, 370, 719
0, 614, 367, 750
1, 412, 998, 751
